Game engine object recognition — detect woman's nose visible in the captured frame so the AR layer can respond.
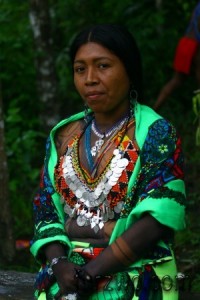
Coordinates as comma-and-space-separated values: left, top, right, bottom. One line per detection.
85, 67, 98, 85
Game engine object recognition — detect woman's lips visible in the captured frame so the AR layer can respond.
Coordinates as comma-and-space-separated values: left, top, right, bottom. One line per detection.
85, 91, 104, 100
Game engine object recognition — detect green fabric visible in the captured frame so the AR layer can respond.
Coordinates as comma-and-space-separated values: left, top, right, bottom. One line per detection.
30, 113, 87, 259
127, 179, 186, 229
31, 224, 71, 258
127, 104, 162, 193
30, 103, 186, 300
31, 103, 186, 259
38, 292, 46, 300
48, 271, 134, 300
130, 255, 179, 300
31, 103, 163, 258
152, 258, 179, 300
88, 272, 134, 300
134, 103, 162, 149
30, 192, 72, 259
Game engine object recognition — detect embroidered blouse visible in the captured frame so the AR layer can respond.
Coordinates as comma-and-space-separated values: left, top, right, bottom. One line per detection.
31, 103, 186, 271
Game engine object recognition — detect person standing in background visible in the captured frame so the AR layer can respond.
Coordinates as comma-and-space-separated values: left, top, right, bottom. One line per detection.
154, 2, 200, 144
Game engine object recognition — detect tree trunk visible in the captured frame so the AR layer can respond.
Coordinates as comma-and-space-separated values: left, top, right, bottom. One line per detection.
155, 0, 162, 10
155, 0, 163, 35
0, 82, 15, 264
29, 0, 59, 133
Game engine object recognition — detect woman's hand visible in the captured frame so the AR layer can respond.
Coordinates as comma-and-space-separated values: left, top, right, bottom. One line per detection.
75, 268, 97, 298
53, 262, 96, 299
44, 242, 80, 298
52, 259, 80, 298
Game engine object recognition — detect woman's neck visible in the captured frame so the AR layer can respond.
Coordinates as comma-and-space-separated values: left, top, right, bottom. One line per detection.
93, 105, 130, 133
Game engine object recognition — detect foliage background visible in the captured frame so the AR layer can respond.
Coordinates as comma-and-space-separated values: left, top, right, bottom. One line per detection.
0, 0, 199, 287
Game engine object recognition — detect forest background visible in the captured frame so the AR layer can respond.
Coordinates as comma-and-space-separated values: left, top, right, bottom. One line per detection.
0, 0, 199, 292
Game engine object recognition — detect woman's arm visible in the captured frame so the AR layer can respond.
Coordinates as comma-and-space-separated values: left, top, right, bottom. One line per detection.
81, 214, 170, 278
77, 118, 186, 295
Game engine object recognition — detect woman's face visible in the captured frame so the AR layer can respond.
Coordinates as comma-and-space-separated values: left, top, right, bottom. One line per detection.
73, 42, 131, 115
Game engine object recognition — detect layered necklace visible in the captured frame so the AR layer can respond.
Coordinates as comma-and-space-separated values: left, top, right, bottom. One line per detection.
58, 111, 136, 233
90, 115, 129, 157
61, 145, 130, 232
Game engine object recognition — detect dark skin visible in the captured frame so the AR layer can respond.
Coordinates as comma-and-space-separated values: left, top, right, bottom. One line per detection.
44, 216, 171, 299
73, 42, 131, 127
43, 42, 172, 299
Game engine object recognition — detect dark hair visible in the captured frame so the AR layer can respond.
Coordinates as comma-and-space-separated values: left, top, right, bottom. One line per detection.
69, 24, 143, 101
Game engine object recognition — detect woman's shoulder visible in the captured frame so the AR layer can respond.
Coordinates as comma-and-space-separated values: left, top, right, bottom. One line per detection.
136, 103, 176, 128
56, 119, 84, 136
53, 111, 85, 131
137, 103, 162, 119
52, 112, 86, 157
140, 104, 177, 138
140, 111, 179, 164
135, 103, 177, 148
50, 111, 85, 137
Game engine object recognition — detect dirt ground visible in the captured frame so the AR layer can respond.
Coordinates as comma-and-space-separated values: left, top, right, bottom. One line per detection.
0, 270, 199, 300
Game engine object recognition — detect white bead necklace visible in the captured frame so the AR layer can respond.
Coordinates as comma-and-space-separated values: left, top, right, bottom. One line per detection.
90, 116, 129, 156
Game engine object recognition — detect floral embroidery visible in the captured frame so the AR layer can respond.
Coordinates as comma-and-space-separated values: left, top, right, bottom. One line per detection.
158, 144, 168, 154
122, 119, 186, 217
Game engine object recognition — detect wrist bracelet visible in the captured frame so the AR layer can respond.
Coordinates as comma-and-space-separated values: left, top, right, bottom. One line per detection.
61, 293, 77, 300
49, 255, 68, 269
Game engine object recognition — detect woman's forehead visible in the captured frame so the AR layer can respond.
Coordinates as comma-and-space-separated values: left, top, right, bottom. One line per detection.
74, 42, 118, 62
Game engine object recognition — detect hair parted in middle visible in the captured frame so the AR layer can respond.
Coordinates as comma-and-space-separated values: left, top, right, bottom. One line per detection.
69, 23, 143, 102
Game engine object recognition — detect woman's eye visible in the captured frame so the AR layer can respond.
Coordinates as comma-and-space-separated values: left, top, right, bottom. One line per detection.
99, 63, 109, 69
74, 66, 85, 73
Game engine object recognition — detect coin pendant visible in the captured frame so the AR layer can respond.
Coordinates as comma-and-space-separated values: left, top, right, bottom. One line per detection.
76, 215, 86, 226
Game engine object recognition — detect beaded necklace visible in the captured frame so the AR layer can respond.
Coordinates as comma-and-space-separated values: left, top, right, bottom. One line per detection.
90, 115, 129, 156
55, 116, 139, 233
84, 116, 133, 177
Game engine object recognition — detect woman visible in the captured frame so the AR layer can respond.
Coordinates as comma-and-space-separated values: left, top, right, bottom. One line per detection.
30, 24, 186, 300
